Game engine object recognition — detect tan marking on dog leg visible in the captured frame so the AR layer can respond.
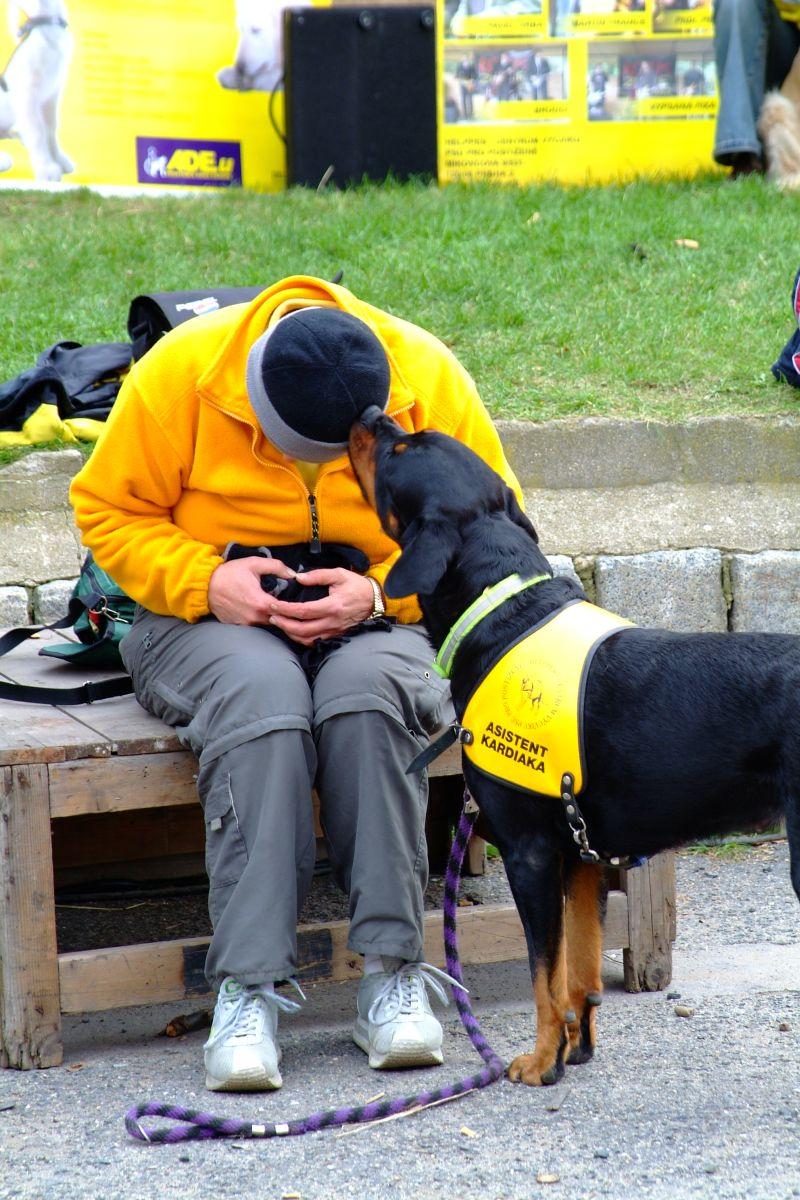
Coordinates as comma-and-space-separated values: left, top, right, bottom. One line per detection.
508, 930, 570, 1087
564, 861, 604, 1064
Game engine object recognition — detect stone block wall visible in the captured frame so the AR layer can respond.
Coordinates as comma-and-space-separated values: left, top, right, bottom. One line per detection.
2, 441, 800, 636
0, 449, 84, 626
550, 550, 800, 633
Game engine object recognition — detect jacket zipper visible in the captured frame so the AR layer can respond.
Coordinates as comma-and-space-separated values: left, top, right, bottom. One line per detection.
308, 493, 321, 553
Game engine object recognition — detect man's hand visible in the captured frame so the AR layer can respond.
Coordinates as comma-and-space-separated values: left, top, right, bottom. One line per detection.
268, 569, 375, 646
208, 556, 298, 625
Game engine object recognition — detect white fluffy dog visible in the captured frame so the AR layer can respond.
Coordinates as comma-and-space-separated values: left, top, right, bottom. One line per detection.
217, 0, 312, 93
0, 0, 74, 181
758, 50, 800, 189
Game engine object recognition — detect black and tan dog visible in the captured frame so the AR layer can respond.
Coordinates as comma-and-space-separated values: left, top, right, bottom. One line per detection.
348, 410, 800, 1087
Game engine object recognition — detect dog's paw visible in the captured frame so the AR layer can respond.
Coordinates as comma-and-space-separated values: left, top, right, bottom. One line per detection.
34, 161, 63, 183
57, 153, 74, 174
507, 1051, 565, 1087
566, 1043, 594, 1066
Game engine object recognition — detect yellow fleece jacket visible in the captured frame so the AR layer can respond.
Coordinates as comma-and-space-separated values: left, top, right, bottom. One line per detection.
70, 275, 522, 625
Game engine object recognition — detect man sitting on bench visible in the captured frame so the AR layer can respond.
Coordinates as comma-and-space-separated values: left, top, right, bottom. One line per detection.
70, 274, 522, 1092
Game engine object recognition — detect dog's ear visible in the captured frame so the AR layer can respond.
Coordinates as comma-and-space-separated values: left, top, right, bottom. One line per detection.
504, 488, 538, 543
384, 519, 462, 598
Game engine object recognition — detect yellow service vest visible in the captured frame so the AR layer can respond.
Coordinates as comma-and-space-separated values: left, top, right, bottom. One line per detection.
460, 600, 632, 798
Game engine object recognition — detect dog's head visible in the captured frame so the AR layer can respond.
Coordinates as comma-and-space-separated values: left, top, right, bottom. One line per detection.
218, 0, 302, 92
349, 408, 538, 599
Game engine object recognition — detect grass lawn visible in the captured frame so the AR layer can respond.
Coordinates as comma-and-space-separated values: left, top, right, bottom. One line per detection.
2, 175, 799, 437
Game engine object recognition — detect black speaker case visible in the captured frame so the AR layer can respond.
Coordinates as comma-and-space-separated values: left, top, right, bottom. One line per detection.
284, 5, 437, 188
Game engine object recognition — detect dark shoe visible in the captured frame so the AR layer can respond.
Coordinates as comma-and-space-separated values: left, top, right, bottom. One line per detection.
729, 152, 764, 179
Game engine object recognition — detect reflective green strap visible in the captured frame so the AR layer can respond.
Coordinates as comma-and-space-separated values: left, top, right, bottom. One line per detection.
433, 573, 550, 679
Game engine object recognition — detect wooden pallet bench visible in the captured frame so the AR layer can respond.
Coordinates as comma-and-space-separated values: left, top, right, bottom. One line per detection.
0, 629, 675, 1070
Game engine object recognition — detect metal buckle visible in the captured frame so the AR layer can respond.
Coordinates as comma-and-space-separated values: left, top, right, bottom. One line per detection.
560, 773, 600, 864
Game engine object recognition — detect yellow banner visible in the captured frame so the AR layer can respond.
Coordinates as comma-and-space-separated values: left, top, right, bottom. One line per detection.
0, 0, 321, 191
439, 7, 718, 184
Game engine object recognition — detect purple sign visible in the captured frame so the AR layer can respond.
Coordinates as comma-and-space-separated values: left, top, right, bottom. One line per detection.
136, 137, 243, 187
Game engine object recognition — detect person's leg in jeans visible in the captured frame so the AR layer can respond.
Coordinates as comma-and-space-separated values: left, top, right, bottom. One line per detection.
714, 0, 800, 169
312, 623, 457, 1068
120, 611, 316, 1090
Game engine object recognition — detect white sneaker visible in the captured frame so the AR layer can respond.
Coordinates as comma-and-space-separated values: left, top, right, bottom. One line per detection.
353, 960, 458, 1070
204, 977, 304, 1092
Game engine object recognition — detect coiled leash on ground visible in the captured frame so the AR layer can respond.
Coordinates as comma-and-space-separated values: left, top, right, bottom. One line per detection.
124, 793, 506, 1144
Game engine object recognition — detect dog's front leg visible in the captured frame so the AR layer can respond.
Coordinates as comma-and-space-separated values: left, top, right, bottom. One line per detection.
11, 90, 62, 181
502, 846, 571, 1086
42, 92, 74, 175
564, 860, 606, 1065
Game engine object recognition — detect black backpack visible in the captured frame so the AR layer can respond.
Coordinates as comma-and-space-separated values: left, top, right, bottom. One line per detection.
127, 287, 264, 362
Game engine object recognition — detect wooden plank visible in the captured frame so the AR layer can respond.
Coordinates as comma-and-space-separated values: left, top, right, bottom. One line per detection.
57, 907, 528, 1012
47, 744, 463, 822
57, 893, 629, 1014
0, 629, 180, 759
61, 701, 185, 757
620, 852, 675, 992
0, 704, 114, 767
0, 765, 63, 1068
48, 752, 198, 818
0, 632, 116, 766
466, 836, 487, 876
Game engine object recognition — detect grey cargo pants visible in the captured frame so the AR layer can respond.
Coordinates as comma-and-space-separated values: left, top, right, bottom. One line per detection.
120, 611, 451, 989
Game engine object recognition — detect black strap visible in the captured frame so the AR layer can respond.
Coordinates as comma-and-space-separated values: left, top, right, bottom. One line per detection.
19, 16, 68, 34
0, 675, 133, 705
406, 723, 474, 775
0, 617, 133, 705
0, 616, 73, 658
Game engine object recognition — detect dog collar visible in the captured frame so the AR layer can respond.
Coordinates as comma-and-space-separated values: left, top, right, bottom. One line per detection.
433, 573, 551, 679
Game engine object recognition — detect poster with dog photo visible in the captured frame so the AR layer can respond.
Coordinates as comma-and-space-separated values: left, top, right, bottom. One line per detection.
0, 0, 317, 190
443, 44, 569, 125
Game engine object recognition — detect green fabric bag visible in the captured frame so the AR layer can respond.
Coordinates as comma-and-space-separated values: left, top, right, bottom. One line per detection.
39, 551, 136, 670
0, 552, 136, 704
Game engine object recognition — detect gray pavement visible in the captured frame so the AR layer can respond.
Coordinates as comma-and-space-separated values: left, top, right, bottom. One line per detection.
2, 842, 800, 1200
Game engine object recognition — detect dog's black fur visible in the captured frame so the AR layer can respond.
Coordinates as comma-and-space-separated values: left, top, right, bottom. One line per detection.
349, 411, 800, 1086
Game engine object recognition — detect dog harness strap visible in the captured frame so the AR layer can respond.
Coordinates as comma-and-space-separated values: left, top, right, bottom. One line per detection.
560, 773, 601, 864
433, 573, 551, 679
18, 16, 69, 36
559, 772, 644, 868
0, 13, 67, 89
405, 722, 475, 775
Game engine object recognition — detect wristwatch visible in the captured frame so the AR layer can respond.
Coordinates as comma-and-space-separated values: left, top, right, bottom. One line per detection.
367, 576, 386, 619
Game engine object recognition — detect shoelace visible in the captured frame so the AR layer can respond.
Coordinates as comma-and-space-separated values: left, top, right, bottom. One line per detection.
205, 978, 306, 1049
367, 961, 465, 1024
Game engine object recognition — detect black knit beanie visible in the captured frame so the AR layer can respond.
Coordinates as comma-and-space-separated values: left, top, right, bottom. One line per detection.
246, 308, 391, 462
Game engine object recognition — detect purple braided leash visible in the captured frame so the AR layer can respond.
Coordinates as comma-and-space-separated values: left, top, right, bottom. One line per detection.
124, 793, 505, 1144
